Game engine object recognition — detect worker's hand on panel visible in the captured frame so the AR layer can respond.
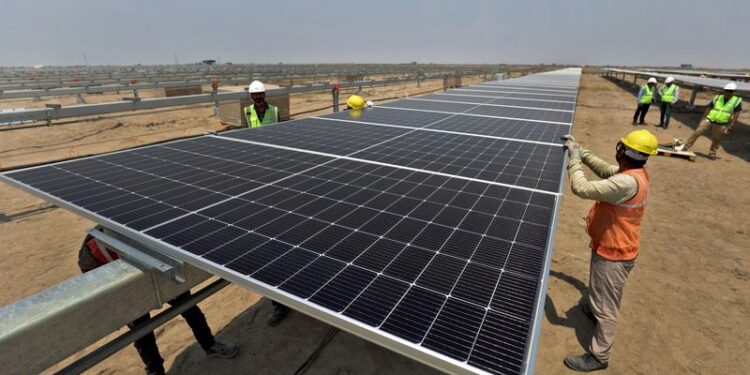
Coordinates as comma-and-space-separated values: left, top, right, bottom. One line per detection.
568, 146, 581, 159
561, 134, 577, 143
561, 134, 580, 154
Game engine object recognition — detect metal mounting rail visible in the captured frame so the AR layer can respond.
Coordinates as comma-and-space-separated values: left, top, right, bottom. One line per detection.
0, 74, 467, 124
87, 227, 186, 283
0, 232, 215, 374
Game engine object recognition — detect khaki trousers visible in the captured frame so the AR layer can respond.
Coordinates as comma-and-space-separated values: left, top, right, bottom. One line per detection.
588, 252, 635, 364
684, 120, 724, 155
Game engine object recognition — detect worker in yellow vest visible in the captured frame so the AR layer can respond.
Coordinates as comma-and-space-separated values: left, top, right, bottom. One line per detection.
244, 80, 279, 127
561, 130, 658, 372
632, 77, 657, 125
683, 82, 743, 159
657, 77, 679, 129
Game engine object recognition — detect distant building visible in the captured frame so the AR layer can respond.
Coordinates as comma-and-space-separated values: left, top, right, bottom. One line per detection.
201, 59, 217, 65
680, 64, 693, 69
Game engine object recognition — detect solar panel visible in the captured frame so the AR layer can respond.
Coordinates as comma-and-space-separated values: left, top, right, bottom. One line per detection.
222, 117, 412, 154
425, 115, 570, 144
487, 98, 575, 111
316, 109, 569, 145
464, 105, 572, 124
326, 106, 451, 127
418, 93, 499, 104
390, 99, 573, 124
1, 68, 582, 375
453, 89, 577, 102
474, 84, 578, 94
349, 131, 565, 192
421, 94, 575, 111
378, 99, 479, 113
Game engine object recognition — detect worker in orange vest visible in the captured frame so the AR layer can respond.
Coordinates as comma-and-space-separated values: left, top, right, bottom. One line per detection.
560, 130, 658, 372
78, 226, 239, 375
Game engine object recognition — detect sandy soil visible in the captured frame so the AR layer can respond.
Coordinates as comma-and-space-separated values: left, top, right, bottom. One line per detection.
0, 74, 747, 374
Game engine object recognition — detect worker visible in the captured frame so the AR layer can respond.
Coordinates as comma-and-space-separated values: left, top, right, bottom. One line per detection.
657, 77, 679, 129
632, 77, 657, 125
344, 94, 373, 119
244, 80, 278, 127
682, 82, 743, 159
346, 94, 367, 110
560, 130, 658, 372
77, 226, 238, 375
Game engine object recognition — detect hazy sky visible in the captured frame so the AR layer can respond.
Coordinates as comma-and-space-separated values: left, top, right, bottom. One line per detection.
1, 0, 748, 68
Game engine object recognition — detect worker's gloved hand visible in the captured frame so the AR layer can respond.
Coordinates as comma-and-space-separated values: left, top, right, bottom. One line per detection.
568, 146, 581, 159
561, 134, 579, 151
723, 127, 732, 135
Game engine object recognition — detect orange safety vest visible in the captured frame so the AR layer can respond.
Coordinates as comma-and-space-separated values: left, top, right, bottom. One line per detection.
586, 168, 649, 261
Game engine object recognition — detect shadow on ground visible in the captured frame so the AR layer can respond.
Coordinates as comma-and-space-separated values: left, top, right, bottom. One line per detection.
544, 270, 596, 350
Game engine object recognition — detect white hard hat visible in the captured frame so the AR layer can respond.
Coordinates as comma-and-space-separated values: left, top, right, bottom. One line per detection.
724, 82, 737, 91
647, 77, 657, 83
248, 80, 266, 93
665, 77, 674, 84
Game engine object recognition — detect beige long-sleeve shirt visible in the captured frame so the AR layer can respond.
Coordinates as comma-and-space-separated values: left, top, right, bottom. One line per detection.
567, 149, 638, 205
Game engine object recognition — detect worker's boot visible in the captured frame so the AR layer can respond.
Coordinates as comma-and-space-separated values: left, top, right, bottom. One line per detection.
205, 341, 239, 359
564, 353, 608, 372
267, 304, 290, 326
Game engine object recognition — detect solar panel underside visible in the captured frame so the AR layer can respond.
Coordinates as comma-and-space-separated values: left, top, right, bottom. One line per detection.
1, 68, 581, 375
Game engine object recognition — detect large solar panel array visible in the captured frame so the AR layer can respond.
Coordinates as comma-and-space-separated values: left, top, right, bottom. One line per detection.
1, 68, 581, 375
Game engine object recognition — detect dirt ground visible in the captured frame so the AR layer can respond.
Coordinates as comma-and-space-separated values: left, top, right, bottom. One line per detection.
0, 73, 748, 374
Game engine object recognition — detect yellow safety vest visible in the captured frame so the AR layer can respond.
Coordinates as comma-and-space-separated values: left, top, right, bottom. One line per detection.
639, 85, 654, 104
244, 104, 278, 127
660, 84, 678, 103
706, 95, 742, 124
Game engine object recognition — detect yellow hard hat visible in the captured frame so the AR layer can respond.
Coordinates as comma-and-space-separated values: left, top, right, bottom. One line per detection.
621, 130, 658, 156
346, 95, 366, 110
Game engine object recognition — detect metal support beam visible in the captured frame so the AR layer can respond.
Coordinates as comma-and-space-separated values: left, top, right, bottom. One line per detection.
55, 278, 228, 375
0, 259, 213, 374
0, 75, 458, 125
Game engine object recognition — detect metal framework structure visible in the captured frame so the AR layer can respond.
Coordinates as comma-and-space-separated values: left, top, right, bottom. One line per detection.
601, 68, 750, 108
0, 228, 218, 374
0, 71, 459, 101
0, 64, 560, 91
641, 68, 749, 81
0, 64, 492, 90
0, 74, 462, 125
